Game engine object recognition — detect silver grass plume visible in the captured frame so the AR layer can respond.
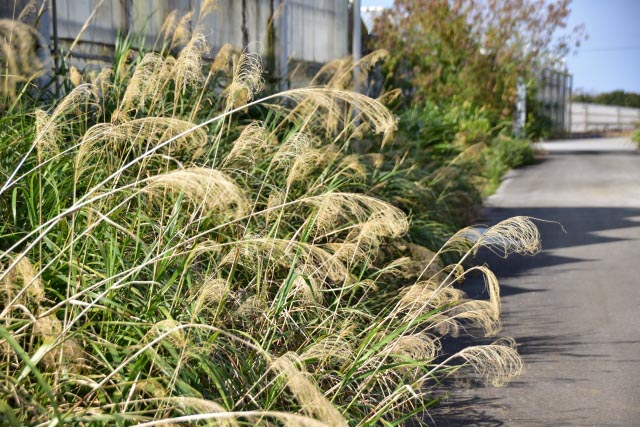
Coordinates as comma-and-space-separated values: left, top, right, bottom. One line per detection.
145, 167, 249, 218
271, 352, 348, 427
226, 48, 264, 108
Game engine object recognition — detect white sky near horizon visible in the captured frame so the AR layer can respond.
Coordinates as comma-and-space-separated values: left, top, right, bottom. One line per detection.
360, 0, 640, 94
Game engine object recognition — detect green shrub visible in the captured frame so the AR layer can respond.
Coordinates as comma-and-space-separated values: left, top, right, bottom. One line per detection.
371, 102, 534, 250
483, 136, 535, 195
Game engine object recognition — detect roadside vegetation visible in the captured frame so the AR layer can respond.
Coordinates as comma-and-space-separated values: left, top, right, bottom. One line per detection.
365, 0, 579, 240
573, 90, 640, 108
0, 1, 579, 425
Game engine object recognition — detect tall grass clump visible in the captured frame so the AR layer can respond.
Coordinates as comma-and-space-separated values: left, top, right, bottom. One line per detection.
0, 15, 539, 426
0, 17, 53, 109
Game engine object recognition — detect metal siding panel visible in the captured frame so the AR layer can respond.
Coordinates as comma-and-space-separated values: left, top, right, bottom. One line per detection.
130, 1, 168, 47
44, 0, 352, 67
302, 1, 314, 61
55, 0, 123, 43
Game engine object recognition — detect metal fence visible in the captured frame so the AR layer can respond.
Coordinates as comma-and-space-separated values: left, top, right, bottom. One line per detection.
2, 0, 350, 85
533, 69, 640, 135
569, 102, 640, 134
536, 68, 572, 135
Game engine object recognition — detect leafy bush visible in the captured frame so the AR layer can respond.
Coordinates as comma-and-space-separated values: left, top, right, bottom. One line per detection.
633, 129, 640, 144
371, 0, 584, 119
369, 102, 534, 251
483, 136, 536, 195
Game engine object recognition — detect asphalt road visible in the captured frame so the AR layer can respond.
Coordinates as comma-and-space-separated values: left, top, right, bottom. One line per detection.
431, 137, 640, 426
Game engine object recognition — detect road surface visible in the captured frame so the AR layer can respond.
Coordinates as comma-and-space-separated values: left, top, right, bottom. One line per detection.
432, 137, 640, 426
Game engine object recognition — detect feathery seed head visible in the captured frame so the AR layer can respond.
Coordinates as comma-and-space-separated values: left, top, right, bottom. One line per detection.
175, 397, 238, 427
237, 295, 269, 321
158, 10, 181, 47
307, 192, 408, 241
455, 338, 523, 386
146, 167, 249, 218
69, 65, 83, 87
173, 33, 208, 95
271, 352, 348, 427
114, 53, 167, 121
149, 319, 187, 348
336, 154, 367, 181
75, 117, 208, 176
33, 313, 86, 373
192, 277, 230, 317
171, 11, 194, 49
385, 332, 439, 364
35, 109, 58, 160
480, 216, 541, 257
224, 121, 274, 167
280, 87, 397, 140
286, 145, 340, 187
226, 48, 264, 108
17, 0, 40, 22
399, 280, 464, 316
211, 43, 233, 74
222, 238, 349, 284
301, 336, 354, 365
0, 19, 50, 101
289, 272, 322, 305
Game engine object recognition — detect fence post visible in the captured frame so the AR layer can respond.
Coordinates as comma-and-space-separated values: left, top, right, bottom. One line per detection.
352, 0, 361, 94
278, 0, 289, 90
514, 77, 526, 138
617, 107, 621, 130
582, 104, 589, 132
241, 0, 249, 48
568, 74, 573, 135
50, 0, 60, 96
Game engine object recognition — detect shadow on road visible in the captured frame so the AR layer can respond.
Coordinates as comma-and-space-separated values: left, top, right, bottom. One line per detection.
475, 206, 640, 280
421, 395, 506, 427
425, 206, 640, 426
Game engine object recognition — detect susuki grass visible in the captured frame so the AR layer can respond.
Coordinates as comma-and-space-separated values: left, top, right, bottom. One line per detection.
0, 10, 540, 426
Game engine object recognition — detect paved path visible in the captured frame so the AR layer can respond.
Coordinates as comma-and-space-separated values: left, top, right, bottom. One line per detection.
432, 137, 640, 426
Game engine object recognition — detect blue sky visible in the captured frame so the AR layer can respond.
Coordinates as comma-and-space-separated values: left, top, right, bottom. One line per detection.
361, 0, 640, 94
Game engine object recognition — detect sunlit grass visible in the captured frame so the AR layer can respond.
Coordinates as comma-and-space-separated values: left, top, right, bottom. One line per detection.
0, 9, 538, 426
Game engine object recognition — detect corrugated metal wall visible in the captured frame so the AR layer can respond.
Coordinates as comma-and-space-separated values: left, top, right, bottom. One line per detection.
6, 0, 349, 66
286, 0, 347, 64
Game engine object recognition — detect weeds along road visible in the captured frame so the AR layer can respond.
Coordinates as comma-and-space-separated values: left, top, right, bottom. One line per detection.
432, 137, 640, 426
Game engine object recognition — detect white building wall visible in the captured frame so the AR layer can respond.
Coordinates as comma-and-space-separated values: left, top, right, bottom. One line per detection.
569, 103, 640, 133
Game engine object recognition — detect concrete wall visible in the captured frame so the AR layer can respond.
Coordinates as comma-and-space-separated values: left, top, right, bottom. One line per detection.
569, 103, 640, 133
